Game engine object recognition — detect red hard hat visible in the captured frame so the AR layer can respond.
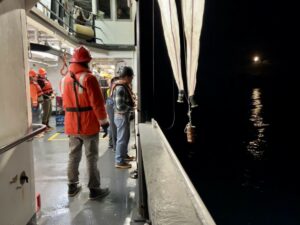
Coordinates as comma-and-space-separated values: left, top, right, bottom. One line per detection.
29, 69, 37, 77
70, 46, 92, 63
38, 68, 47, 77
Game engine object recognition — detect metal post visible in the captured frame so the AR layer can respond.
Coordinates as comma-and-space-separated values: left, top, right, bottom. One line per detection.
135, 1, 149, 221
92, 0, 98, 15
136, 0, 142, 123
134, 124, 149, 222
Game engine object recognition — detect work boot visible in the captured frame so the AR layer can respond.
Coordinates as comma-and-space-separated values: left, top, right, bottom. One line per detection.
130, 169, 138, 179
46, 124, 54, 131
124, 155, 135, 161
68, 183, 81, 197
89, 188, 110, 200
115, 162, 132, 169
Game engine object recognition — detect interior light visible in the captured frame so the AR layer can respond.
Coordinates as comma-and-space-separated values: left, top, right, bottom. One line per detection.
31, 51, 58, 61
69, 48, 74, 55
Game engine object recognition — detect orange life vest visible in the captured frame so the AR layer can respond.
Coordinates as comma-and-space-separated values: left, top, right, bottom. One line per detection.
30, 81, 43, 107
110, 79, 136, 107
62, 63, 107, 135
42, 79, 53, 95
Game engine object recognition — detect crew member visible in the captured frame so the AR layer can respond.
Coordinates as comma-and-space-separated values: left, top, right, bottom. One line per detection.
37, 68, 54, 130
112, 66, 135, 169
29, 69, 43, 124
61, 45, 110, 200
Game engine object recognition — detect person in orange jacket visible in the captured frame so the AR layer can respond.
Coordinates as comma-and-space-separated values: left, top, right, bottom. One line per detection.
37, 68, 54, 130
29, 69, 43, 123
61, 45, 110, 199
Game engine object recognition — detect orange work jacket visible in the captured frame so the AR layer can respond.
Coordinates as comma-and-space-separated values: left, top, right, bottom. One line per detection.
62, 63, 107, 135
30, 81, 43, 107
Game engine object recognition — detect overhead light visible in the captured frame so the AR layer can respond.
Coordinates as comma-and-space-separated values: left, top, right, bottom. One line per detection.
29, 59, 57, 67
69, 47, 74, 55
51, 45, 61, 51
30, 51, 58, 61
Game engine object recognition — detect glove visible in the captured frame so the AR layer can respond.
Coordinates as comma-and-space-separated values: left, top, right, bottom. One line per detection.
101, 122, 109, 138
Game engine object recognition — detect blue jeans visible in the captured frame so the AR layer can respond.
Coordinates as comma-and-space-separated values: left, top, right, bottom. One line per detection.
106, 99, 116, 150
114, 113, 130, 164
32, 106, 41, 124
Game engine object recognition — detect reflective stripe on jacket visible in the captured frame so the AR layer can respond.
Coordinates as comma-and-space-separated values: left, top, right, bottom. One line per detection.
30, 81, 43, 107
62, 63, 107, 135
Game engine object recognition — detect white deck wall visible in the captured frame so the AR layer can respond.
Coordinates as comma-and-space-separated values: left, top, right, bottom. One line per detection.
0, 2, 31, 147
0, 1, 37, 225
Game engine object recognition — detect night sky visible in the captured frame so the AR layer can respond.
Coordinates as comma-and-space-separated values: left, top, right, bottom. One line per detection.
139, 0, 299, 125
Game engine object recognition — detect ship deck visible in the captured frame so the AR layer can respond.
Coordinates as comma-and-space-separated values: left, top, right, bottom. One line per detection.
32, 117, 140, 225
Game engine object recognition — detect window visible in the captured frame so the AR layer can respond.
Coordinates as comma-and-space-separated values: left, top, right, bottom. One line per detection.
116, 0, 131, 20
98, 0, 111, 19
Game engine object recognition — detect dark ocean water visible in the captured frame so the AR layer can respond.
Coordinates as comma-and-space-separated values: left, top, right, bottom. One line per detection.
143, 0, 300, 224
163, 76, 300, 225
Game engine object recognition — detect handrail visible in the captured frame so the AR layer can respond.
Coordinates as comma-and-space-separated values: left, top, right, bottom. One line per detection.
57, 1, 104, 33
73, 3, 93, 14
0, 124, 46, 155
36, 1, 75, 32
28, 8, 136, 51
44, 0, 103, 32
36, 0, 104, 43
139, 120, 216, 225
135, 110, 149, 220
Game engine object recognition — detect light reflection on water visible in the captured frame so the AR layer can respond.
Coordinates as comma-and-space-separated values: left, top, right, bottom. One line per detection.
246, 88, 269, 160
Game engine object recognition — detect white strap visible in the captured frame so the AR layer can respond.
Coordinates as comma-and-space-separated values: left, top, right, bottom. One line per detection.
61, 72, 87, 95
60, 76, 66, 95
78, 72, 87, 94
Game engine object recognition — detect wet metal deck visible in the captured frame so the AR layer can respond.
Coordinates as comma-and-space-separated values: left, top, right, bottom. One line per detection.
33, 118, 138, 225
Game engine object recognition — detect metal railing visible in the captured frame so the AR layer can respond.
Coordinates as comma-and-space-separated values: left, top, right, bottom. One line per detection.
0, 124, 46, 155
36, 0, 104, 43
138, 120, 216, 225
134, 110, 149, 222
